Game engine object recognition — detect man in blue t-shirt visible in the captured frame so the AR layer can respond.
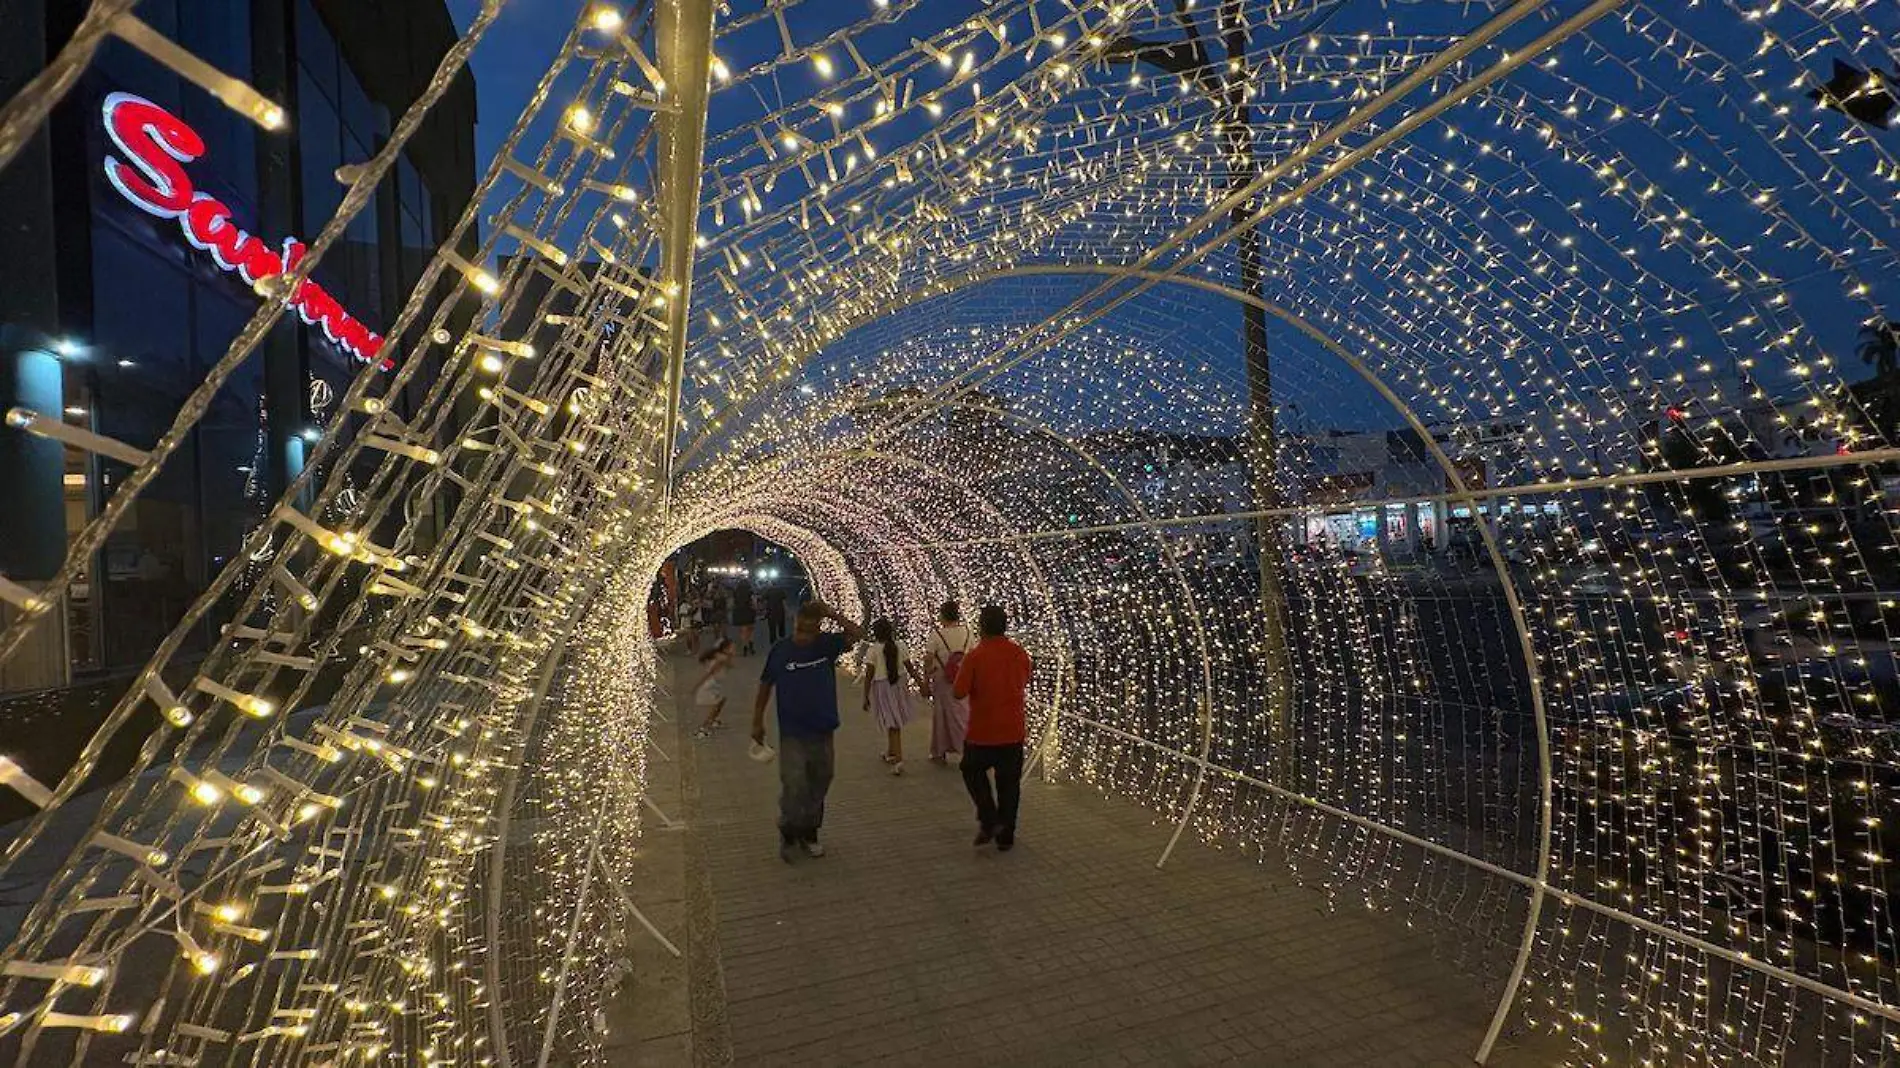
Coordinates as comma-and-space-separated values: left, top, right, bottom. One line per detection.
752, 601, 864, 861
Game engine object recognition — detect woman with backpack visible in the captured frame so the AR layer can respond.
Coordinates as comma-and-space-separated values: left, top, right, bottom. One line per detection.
923, 601, 973, 765
860, 619, 925, 775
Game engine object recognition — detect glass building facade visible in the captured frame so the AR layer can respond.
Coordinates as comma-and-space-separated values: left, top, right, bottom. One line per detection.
0, 0, 471, 690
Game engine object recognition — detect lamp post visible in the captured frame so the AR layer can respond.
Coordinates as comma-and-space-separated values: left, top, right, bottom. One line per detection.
1105, 1, 1293, 776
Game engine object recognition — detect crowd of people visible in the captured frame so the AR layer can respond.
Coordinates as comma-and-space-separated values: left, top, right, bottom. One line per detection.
675, 579, 790, 659
677, 594, 1032, 861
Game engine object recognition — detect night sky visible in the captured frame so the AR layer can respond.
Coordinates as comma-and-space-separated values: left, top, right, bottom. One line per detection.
442, 2, 1900, 436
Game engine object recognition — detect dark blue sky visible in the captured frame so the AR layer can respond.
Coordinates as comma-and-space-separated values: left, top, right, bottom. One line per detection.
447, 0, 571, 168
443, 2, 1900, 437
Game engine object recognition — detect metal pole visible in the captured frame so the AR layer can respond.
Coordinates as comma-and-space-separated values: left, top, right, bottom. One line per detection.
642, 792, 684, 830
1155, 693, 1212, 869
536, 826, 606, 1068
654, 0, 718, 511
603, 861, 683, 959
486, 556, 626, 1066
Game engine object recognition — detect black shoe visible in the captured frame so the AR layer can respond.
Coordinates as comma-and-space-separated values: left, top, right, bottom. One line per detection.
779, 832, 798, 864
997, 828, 1015, 852
974, 825, 995, 846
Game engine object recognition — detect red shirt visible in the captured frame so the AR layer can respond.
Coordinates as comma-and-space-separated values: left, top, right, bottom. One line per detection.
953, 636, 1032, 745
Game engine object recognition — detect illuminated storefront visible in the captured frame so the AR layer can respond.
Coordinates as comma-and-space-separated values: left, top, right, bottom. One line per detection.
0, 0, 475, 687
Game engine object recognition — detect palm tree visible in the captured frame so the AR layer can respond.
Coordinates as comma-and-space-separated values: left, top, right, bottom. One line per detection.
1856, 319, 1900, 377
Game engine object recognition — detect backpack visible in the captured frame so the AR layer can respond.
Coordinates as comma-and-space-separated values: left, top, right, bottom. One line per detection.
936, 626, 969, 684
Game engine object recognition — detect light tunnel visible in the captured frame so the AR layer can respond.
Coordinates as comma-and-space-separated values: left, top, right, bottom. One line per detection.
6, 1, 1900, 1065
669, 273, 1530, 795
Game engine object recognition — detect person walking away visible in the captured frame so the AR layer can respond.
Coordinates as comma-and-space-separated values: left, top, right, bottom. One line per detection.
764, 586, 788, 643
753, 602, 865, 861
731, 579, 757, 654
955, 605, 1032, 851
692, 639, 734, 738
677, 594, 700, 655
750, 592, 766, 655
700, 590, 719, 647
860, 619, 925, 775
923, 601, 973, 765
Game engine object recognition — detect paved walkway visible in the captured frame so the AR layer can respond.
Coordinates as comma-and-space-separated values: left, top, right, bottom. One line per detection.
666, 649, 1547, 1067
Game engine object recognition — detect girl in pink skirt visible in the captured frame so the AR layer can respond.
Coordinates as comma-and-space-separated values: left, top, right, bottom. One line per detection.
860, 618, 924, 775
923, 601, 973, 764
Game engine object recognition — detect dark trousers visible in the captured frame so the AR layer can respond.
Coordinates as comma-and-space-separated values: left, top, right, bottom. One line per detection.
767, 609, 786, 642
778, 732, 835, 843
961, 742, 1024, 831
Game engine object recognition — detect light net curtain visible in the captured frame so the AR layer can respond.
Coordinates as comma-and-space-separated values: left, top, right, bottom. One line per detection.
2, 1, 1900, 1066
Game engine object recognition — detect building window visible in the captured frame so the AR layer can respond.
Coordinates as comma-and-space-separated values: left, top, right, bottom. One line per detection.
295, 0, 387, 352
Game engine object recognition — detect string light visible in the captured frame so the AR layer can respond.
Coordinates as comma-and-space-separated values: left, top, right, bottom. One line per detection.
0, 1, 1896, 1064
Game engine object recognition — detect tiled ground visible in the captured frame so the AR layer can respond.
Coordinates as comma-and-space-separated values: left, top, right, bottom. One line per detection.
670, 650, 1549, 1067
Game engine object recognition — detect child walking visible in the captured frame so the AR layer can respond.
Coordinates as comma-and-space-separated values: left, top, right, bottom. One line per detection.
693, 638, 734, 739
860, 619, 924, 775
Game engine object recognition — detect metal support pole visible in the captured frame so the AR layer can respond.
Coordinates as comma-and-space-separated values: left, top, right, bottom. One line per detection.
536, 828, 605, 1068
484, 588, 602, 1068
1156, 693, 1212, 869
603, 861, 683, 959
654, 0, 718, 511
642, 792, 684, 831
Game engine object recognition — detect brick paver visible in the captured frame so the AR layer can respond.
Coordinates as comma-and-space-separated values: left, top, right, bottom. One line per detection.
670, 650, 1546, 1066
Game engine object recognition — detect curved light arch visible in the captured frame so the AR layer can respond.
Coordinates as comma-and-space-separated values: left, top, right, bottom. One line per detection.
676, 262, 1555, 1055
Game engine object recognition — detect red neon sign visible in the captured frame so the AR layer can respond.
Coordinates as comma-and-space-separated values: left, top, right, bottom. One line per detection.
101, 92, 390, 369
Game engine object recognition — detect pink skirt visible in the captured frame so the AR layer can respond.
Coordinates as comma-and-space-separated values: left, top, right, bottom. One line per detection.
867, 679, 913, 731
929, 674, 968, 758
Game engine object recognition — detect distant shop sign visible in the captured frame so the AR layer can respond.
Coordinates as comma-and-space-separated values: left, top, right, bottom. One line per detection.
100, 92, 390, 369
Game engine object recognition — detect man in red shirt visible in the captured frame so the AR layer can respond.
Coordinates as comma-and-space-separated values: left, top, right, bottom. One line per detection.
953, 605, 1033, 851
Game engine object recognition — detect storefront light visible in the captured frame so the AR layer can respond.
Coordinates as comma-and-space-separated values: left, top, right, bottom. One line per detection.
52, 338, 86, 359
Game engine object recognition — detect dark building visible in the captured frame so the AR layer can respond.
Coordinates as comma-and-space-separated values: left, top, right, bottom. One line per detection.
0, 0, 477, 691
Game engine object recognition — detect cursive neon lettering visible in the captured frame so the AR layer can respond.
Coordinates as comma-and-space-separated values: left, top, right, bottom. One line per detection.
100, 92, 390, 370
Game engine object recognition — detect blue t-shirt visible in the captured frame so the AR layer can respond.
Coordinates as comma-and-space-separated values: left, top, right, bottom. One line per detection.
761, 633, 849, 737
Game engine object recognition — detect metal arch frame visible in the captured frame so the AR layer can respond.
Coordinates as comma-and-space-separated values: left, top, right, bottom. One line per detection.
651, 262, 1900, 1051
674, 0, 1596, 472
890, 398, 1223, 868
811, 448, 1065, 629
663, 504, 863, 614
655, 0, 719, 511
764, 407, 1213, 821
676, 418, 1211, 815
780, 448, 1074, 780
672, 447, 1070, 759
694, 261, 1553, 1057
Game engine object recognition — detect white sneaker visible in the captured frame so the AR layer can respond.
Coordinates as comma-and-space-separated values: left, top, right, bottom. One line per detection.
802, 841, 826, 858
890, 761, 905, 777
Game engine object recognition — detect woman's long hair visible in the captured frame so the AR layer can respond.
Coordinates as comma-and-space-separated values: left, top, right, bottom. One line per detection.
871, 618, 898, 683
699, 638, 732, 664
